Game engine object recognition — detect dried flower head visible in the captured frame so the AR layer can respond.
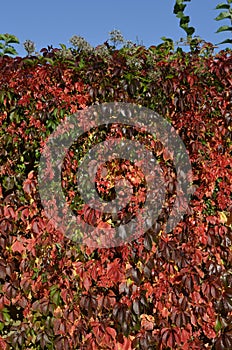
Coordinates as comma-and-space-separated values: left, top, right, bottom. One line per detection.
69, 35, 93, 53
23, 40, 35, 55
109, 29, 125, 46
95, 44, 110, 58
55, 48, 74, 60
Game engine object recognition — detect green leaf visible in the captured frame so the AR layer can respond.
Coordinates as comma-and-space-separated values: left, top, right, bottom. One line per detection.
173, 3, 186, 15
216, 25, 232, 33
215, 317, 222, 332
180, 15, 190, 25
50, 285, 61, 305
59, 43, 67, 50
215, 11, 232, 21
217, 38, 232, 44
0, 34, 7, 41
180, 23, 195, 36
166, 74, 175, 79
216, 3, 230, 10
0, 91, 5, 104
78, 58, 85, 69
175, 11, 185, 19
186, 27, 195, 36
160, 37, 174, 43
9, 35, 20, 44
2, 308, 10, 322
3, 47, 18, 55
44, 57, 55, 65
4, 34, 20, 44
52, 290, 61, 305
0, 43, 4, 49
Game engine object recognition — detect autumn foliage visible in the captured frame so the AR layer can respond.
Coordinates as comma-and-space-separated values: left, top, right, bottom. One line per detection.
0, 43, 232, 349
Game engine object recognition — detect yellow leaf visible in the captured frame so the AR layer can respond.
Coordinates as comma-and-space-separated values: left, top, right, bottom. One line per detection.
219, 211, 227, 224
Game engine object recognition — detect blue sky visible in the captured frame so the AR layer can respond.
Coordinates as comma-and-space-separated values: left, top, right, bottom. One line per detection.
1, 0, 230, 56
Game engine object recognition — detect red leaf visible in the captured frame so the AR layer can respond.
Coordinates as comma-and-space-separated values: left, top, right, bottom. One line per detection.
28, 171, 34, 179
60, 290, 68, 303
206, 216, 218, 224
0, 337, 8, 350
97, 221, 111, 229
106, 327, 116, 339
25, 238, 36, 256
163, 147, 171, 161
141, 314, 154, 330
166, 331, 176, 348
12, 240, 25, 254
116, 337, 132, 350
83, 277, 91, 291
181, 328, 191, 344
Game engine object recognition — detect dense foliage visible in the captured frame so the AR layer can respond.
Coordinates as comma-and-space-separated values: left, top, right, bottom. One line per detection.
0, 40, 232, 349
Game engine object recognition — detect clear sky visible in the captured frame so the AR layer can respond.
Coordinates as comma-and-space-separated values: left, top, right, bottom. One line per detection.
1, 0, 230, 56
